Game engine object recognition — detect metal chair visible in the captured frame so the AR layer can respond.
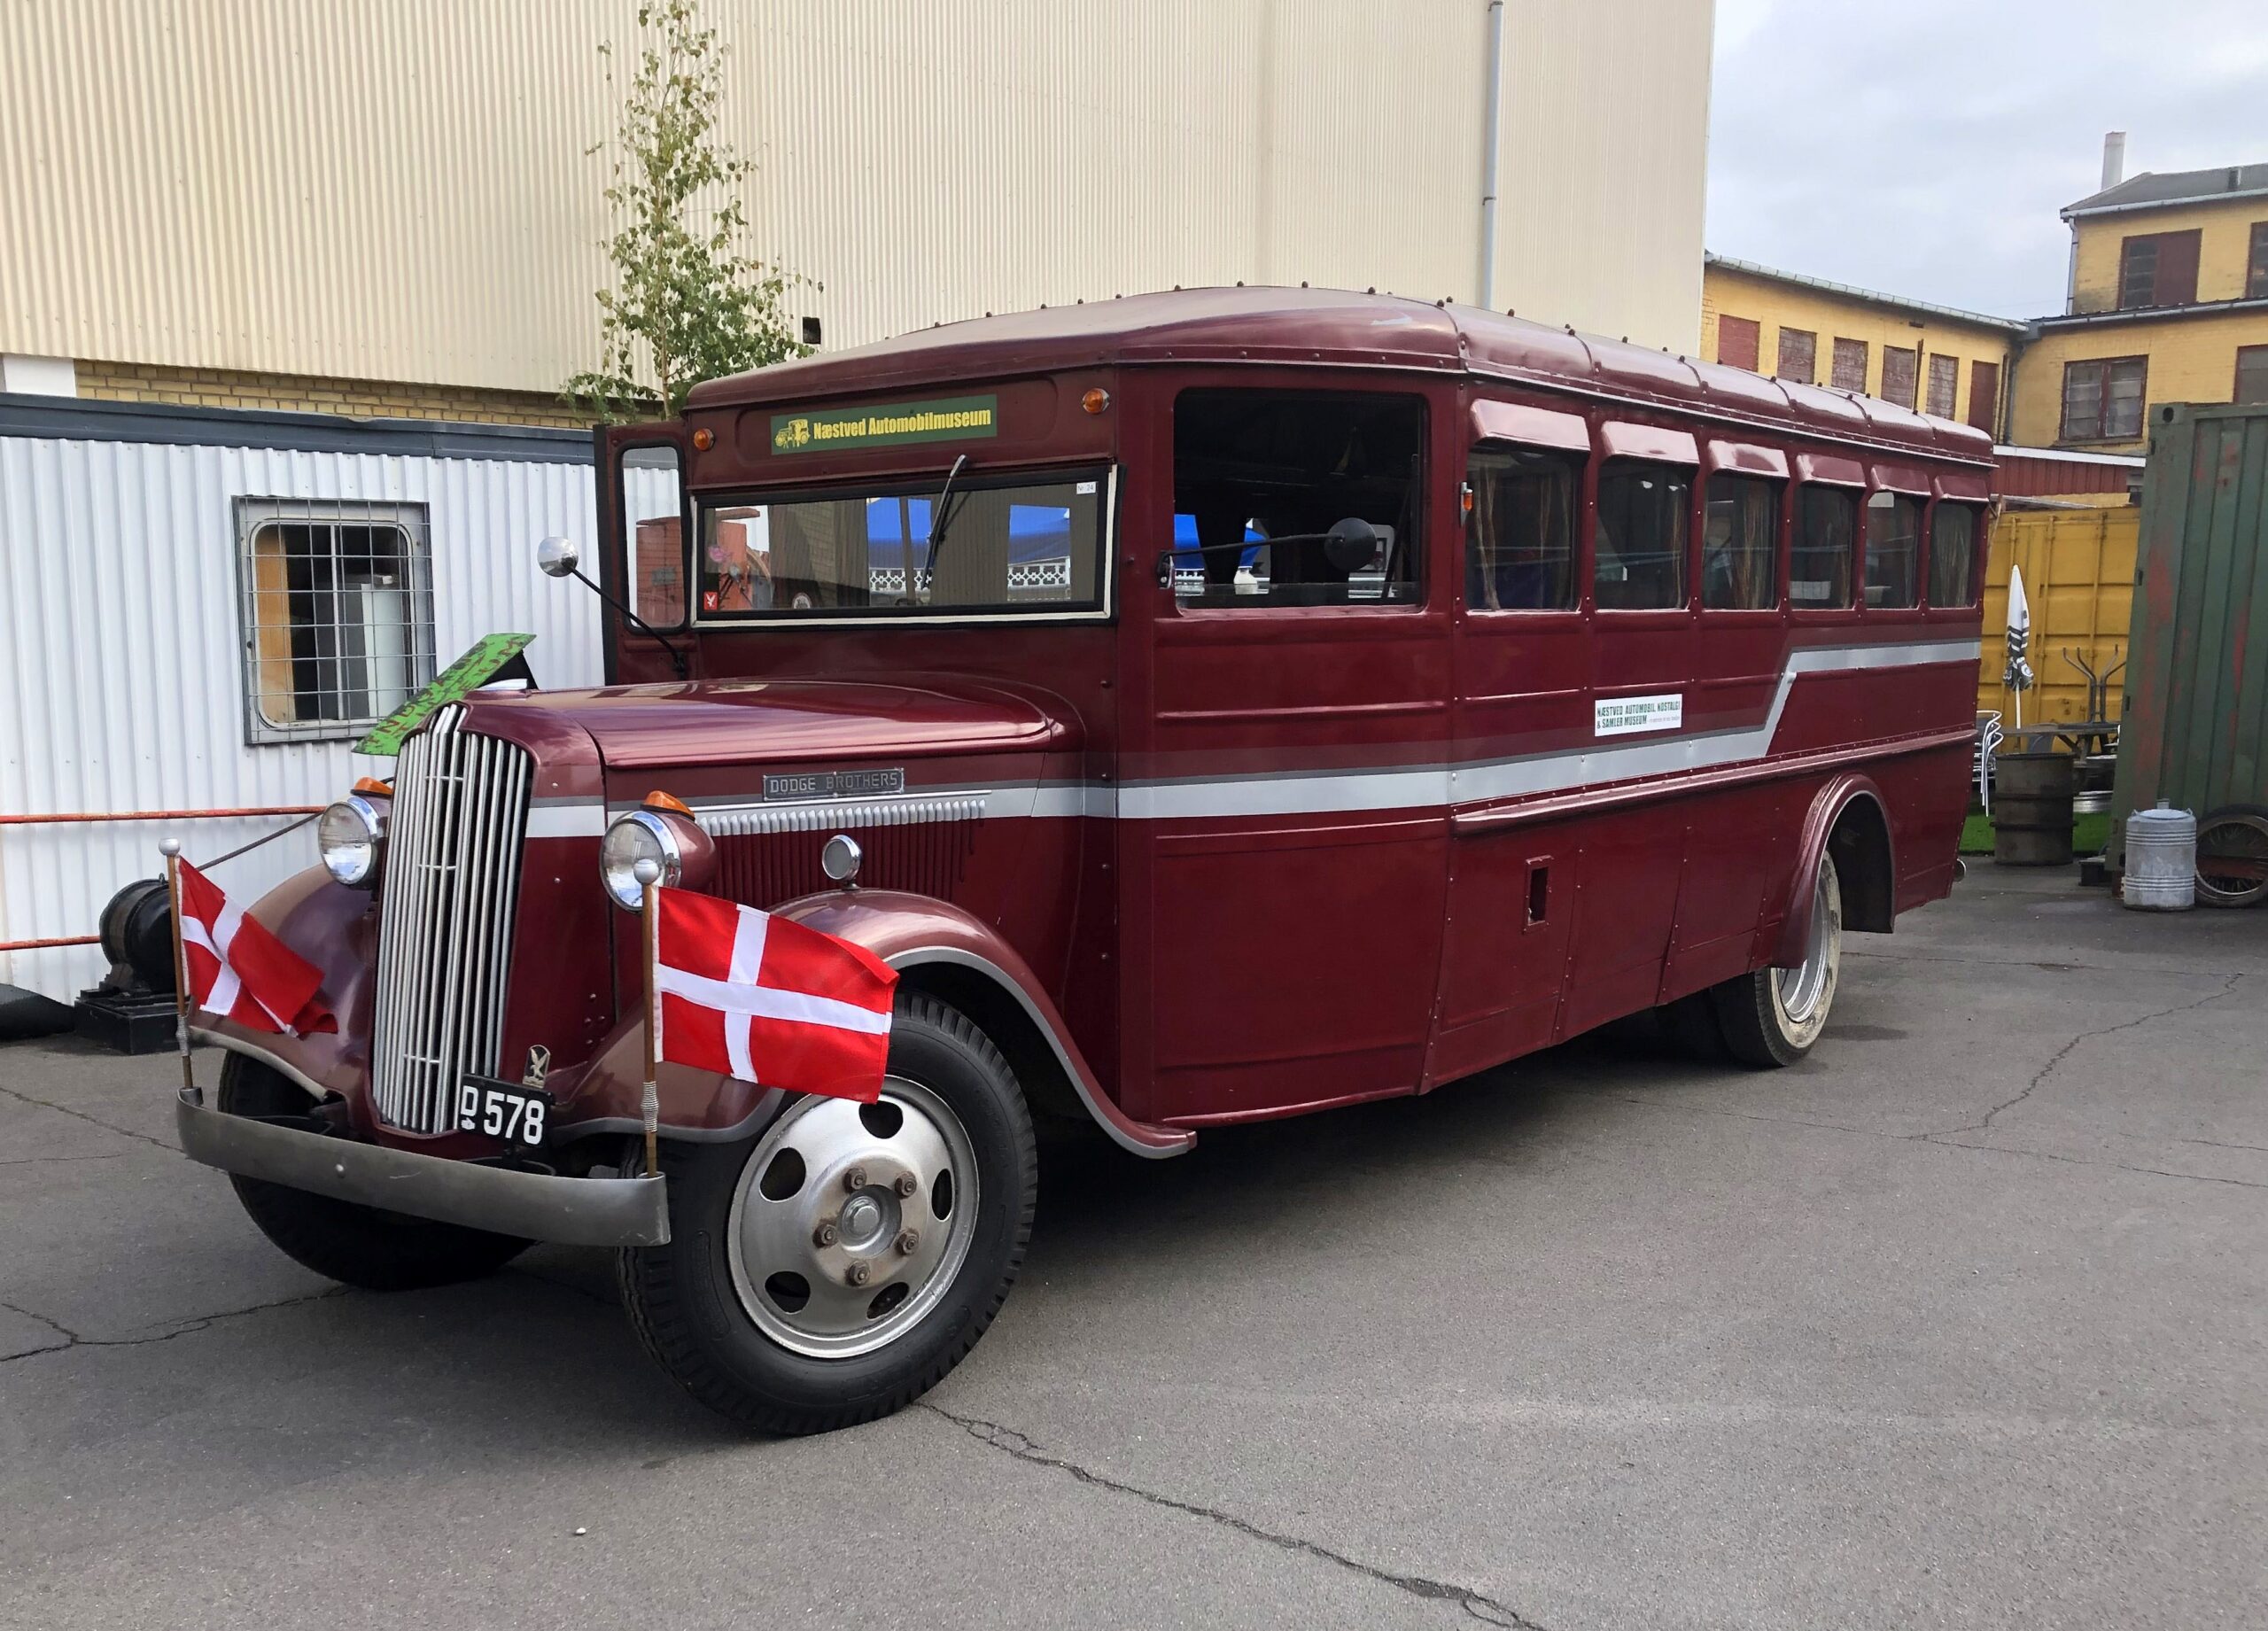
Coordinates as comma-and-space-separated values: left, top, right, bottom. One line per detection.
1974, 711, 2004, 818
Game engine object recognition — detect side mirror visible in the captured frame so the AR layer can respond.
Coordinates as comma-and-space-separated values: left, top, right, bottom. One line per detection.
536, 536, 581, 579
1322, 516, 1380, 575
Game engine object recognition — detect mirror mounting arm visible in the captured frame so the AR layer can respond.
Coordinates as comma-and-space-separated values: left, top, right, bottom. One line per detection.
578, 569, 691, 680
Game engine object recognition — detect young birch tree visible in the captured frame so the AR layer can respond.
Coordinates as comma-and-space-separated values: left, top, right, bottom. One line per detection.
566, 0, 810, 420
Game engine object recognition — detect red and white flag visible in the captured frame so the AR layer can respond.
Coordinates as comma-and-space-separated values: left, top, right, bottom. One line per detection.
653, 888, 897, 1102
176, 858, 335, 1036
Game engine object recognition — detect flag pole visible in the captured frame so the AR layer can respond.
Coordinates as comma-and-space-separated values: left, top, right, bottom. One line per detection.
634, 858, 661, 1180
159, 837, 197, 1105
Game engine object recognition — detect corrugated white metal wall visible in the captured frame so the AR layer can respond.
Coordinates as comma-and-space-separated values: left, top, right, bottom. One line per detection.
0, 430, 630, 1002
0, 0, 1712, 392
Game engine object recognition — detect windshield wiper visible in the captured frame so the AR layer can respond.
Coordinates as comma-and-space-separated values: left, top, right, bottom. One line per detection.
920, 454, 972, 604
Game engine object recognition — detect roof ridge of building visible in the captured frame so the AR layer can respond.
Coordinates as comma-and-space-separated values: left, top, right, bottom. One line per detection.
1702, 252, 2028, 334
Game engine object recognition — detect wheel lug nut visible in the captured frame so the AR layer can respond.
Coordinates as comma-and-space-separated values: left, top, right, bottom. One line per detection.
812, 1222, 838, 1247
895, 1229, 920, 1255
894, 1173, 919, 1198
846, 1262, 871, 1287
843, 1165, 867, 1192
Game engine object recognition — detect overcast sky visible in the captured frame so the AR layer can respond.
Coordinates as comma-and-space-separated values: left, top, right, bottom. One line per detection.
1707, 0, 2268, 319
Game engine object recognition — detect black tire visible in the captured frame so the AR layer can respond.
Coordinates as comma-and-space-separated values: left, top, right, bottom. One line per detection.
1710, 851, 1844, 1068
217, 1053, 532, 1291
617, 992, 1037, 1436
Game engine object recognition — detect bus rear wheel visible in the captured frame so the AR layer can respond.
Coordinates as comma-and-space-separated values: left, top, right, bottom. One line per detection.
1712, 853, 1843, 1067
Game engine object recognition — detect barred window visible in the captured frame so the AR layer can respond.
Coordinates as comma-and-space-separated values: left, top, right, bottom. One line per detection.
236, 500, 435, 743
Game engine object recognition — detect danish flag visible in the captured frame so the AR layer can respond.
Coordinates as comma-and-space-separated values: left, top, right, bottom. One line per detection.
653, 889, 897, 1102
175, 858, 335, 1037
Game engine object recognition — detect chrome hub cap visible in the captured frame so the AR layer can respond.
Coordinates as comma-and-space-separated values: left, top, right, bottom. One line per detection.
1775, 869, 1834, 1023
726, 1077, 976, 1359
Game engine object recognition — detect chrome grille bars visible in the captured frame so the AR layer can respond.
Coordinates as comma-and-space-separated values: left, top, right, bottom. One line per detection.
370, 706, 532, 1133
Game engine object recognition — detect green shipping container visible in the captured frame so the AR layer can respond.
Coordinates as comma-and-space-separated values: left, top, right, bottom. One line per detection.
2110, 402, 2268, 867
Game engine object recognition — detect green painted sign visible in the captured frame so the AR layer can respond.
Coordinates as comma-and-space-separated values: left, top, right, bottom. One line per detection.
355, 633, 535, 757
770, 393, 998, 455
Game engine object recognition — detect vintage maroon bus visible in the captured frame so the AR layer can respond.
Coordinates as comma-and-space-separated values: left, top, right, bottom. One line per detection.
172, 289, 1992, 1433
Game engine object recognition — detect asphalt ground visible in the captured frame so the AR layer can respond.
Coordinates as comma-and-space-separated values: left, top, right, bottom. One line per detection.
2, 866, 2262, 1630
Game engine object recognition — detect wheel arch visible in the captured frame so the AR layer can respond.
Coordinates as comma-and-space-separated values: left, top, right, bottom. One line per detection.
1772, 775, 1896, 967
775, 891, 1193, 1160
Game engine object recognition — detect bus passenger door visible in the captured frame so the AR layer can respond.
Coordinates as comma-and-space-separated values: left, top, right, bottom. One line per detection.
1133, 385, 1451, 1125
1430, 405, 1594, 1082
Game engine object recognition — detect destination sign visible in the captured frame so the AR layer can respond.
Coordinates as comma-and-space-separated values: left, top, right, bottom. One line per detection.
770, 395, 998, 454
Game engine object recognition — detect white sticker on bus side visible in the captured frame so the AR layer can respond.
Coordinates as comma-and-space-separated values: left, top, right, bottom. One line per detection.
1594, 693, 1684, 737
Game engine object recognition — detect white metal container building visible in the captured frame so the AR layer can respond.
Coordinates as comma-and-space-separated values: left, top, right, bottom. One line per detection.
0, 399, 665, 1006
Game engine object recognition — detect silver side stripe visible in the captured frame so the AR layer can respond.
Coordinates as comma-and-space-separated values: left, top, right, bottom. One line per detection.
520, 640, 1978, 831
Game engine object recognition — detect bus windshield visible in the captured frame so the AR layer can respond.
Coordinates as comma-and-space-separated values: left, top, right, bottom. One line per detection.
694, 467, 1109, 620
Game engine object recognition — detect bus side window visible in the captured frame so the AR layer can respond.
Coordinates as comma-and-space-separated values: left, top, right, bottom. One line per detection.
1593, 460, 1689, 610
1790, 485, 1858, 609
1929, 503, 1981, 607
1465, 446, 1579, 610
1702, 472, 1779, 610
1864, 491, 1922, 609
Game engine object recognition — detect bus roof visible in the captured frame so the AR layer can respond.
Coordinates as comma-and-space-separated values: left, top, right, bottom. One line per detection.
687, 286, 1995, 467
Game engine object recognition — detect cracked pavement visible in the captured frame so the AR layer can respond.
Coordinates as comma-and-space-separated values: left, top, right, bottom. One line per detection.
2, 866, 2264, 1628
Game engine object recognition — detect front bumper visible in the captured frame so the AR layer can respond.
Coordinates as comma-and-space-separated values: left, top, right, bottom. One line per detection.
175, 1089, 672, 1247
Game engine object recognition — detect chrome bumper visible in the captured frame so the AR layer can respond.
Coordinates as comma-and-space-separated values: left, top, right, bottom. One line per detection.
175, 1088, 671, 1247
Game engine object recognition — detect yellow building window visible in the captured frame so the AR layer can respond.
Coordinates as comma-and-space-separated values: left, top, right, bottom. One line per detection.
1718, 315, 1760, 370
2060, 357, 2147, 441
1925, 354, 1959, 417
1830, 338, 1868, 392
2238, 346, 2268, 407
2118, 230, 2200, 308
2249, 222, 2268, 299
1882, 346, 1918, 409
1775, 328, 1816, 384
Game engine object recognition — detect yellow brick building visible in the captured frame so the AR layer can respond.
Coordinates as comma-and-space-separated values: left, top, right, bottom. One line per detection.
2008, 159, 2268, 452
1700, 255, 2023, 435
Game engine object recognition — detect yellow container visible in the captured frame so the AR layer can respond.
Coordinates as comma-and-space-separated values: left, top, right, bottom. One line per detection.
1978, 508, 2137, 727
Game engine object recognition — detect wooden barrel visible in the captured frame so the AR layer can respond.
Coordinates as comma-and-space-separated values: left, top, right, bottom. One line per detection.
1994, 751, 2075, 866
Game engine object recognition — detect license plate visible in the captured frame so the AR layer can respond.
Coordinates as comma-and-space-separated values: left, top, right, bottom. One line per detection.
455, 1076, 553, 1147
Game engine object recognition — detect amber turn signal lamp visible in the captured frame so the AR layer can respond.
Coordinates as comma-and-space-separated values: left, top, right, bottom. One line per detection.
352, 776, 393, 796
691, 427, 715, 451
643, 790, 695, 817
1081, 388, 1110, 415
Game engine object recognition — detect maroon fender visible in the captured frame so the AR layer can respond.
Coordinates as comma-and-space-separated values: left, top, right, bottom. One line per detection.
556, 889, 1193, 1159
1768, 773, 1894, 968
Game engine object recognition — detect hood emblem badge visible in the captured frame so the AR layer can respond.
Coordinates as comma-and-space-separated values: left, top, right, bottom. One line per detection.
764, 767, 905, 801
522, 1045, 552, 1091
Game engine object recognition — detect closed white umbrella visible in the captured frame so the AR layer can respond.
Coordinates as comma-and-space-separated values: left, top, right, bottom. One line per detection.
2004, 563, 2035, 727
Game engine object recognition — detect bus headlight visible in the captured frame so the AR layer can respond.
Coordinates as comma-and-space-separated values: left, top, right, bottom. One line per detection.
318, 795, 388, 889
601, 810, 684, 909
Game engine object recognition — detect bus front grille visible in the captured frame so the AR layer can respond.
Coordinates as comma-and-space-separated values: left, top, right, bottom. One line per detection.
370, 705, 532, 1133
